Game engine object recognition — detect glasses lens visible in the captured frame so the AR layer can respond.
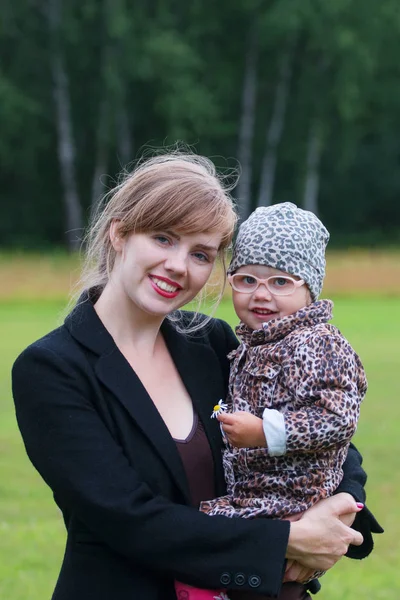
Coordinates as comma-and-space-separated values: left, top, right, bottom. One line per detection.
267, 276, 295, 296
231, 274, 258, 292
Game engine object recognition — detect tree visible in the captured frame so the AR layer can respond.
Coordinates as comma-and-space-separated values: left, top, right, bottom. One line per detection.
257, 40, 294, 208
47, 0, 83, 250
236, 21, 259, 222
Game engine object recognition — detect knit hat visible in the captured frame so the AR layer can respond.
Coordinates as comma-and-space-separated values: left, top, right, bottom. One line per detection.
228, 202, 330, 301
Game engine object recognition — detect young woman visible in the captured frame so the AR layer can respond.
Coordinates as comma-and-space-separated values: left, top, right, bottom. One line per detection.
12, 153, 379, 600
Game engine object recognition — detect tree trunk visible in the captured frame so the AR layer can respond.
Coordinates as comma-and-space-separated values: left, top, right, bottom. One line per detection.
257, 43, 294, 208
116, 99, 133, 167
90, 97, 110, 222
107, 0, 133, 169
236, 23, 258, 222
303, 117, 323, 216
90, 0, 134, 220
48, 0, 83, 251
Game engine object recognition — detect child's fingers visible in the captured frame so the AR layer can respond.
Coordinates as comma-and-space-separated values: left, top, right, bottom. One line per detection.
285, 559, 294, 573
217, 412, 235, 424
221, 422, 233, 433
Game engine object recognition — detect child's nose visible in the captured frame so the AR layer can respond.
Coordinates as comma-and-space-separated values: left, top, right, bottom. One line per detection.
253, 283, 272, 300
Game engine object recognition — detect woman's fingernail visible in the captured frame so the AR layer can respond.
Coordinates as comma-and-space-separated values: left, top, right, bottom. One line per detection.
356, 502, 364, 509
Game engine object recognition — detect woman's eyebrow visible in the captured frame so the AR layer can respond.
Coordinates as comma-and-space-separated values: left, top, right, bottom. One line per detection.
196, 243, 219, 252
164, 231, 219, 252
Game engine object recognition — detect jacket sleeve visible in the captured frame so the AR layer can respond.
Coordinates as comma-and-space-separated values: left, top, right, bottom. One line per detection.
282, 333, 383, 559
283, 333, 366, 453
12, 343, 289, 597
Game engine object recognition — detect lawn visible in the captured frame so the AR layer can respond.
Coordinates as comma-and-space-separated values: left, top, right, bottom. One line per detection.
1, 283, 399, 597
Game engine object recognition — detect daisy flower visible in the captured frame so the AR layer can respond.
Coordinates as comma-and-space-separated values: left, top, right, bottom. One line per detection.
213, 593, 231, 600
211, 400, 228, 418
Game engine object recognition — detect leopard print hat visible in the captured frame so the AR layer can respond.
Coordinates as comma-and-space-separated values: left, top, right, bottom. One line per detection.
228, 202, 330, 301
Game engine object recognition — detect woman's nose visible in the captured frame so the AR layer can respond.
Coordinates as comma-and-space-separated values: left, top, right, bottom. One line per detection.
164, 251, 188, 275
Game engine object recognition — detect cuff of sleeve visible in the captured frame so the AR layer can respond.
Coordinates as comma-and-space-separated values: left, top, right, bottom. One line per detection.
262, 408, 286, 456
346, 505, 384, 559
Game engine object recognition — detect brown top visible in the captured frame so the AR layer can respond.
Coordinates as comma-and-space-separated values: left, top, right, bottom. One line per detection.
174, 413, 216, 508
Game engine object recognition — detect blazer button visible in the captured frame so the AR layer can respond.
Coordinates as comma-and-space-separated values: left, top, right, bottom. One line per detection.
220, 572, 231, 586
234, 573, 246, 586
249, 575, 261, 588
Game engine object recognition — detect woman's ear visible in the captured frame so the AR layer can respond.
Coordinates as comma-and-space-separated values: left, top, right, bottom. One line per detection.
110, 220, 124, 252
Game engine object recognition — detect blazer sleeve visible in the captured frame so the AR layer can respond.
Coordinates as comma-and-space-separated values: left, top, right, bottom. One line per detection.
12, 343, 289, 597
336, 444, 384, 559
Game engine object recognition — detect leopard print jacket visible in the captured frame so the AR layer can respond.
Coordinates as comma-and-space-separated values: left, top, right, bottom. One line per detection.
201, 299, 367, 520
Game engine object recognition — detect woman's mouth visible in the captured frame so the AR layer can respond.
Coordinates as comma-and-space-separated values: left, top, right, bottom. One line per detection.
148, 275, 182, 298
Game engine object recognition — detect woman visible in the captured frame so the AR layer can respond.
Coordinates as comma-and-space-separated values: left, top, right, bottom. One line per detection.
12, 153, 381, 600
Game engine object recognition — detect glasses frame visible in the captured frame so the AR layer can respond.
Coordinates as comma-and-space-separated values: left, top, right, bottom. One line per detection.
228, 273, 305, 296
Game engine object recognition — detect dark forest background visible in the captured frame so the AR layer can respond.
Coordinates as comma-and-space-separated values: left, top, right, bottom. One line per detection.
1, 0, 400, 250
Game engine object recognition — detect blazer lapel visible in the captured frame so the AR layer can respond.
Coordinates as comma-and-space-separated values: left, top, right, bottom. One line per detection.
95, 348, 191, 503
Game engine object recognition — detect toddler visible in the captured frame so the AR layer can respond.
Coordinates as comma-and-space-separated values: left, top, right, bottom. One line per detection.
177, 203, 367, 600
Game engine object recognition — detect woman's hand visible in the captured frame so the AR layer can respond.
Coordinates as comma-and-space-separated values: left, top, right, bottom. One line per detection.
306, 493, 360, 527
286, 493, 363, 572
217, 411, 266, 447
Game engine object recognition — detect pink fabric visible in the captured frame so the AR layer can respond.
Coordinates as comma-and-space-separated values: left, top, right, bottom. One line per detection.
174, 581, 229, 599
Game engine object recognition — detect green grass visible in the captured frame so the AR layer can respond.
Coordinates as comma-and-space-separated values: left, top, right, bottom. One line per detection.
1, 297, 399, 598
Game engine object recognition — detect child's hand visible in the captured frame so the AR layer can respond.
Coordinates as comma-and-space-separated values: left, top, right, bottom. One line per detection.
217, 411, 266, 448
284, 559, 317, 583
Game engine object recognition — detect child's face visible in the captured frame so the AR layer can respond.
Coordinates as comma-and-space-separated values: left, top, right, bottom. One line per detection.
231, 265, 312, 330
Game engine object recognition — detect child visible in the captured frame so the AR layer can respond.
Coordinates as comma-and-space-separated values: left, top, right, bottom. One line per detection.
198, 202, 367, 599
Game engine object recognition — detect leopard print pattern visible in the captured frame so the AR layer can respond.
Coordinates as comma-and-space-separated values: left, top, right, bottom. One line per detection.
228, 203, 330, 301
201, 300, 367, 520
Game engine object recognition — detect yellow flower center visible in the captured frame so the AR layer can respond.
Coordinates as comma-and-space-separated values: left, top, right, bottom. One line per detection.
213, 404, 221, 412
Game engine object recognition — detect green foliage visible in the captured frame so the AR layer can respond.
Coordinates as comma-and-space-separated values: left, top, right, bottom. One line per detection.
1, 0, 400, 247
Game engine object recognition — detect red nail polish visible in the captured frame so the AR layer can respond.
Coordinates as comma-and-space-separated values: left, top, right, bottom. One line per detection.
356, 502, 364, 509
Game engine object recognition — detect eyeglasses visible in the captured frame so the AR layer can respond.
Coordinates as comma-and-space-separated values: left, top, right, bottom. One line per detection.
228, 273, 305, 296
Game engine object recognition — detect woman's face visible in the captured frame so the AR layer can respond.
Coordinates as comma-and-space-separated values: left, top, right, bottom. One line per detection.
111, 230, 222, 318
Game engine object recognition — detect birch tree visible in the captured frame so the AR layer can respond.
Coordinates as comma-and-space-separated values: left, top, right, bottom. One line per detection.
47, 0, 83, 251
236, 22, 258, 222
257, 41, 294, 208
90, 0, 133, 218
303, 117, 323, 215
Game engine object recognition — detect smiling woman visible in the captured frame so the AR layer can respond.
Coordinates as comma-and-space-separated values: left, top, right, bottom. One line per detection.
12, 150, 375, 600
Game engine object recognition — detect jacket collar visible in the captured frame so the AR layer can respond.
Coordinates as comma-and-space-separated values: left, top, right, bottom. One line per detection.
236, 299, 333, 346
64, 292, 226, 502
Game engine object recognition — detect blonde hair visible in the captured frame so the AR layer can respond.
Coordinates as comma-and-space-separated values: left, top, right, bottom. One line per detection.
74, 151, 238, 330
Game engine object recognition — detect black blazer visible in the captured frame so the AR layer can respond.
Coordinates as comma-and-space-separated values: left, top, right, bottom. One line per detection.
12, 298, 381, 600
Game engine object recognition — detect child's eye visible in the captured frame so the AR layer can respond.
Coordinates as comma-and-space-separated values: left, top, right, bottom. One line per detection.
273, 277, 289, 287
243, 275, 257, 285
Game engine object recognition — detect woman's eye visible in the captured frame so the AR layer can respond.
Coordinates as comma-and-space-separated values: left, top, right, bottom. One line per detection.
154, 235, 170, 245
193, 252, 209, 262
